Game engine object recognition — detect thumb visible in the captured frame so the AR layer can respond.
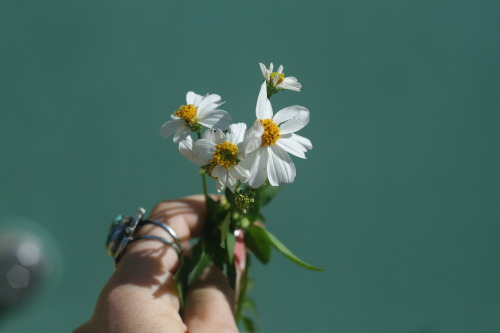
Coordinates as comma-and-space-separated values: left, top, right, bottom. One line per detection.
183, 265, 239, 333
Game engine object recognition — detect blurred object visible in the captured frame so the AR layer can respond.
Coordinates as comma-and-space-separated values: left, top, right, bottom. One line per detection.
0, 214, 64, 327
0, 233, 45, 314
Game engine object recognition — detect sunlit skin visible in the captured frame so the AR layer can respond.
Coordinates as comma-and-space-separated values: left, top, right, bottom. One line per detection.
74, 195, 245, 333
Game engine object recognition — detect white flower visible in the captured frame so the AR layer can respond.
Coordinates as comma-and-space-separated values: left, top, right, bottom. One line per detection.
242, 82, 312, 188
180, 123, 251, 192
160, 92, 231, 143
259, 63, 302, 92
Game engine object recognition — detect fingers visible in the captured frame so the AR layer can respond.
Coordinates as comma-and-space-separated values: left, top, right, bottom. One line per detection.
183, 266, 239, 333
109, 195, 210, 307
81, 195, 211, 333
148, 195, 211, 243
183, 230, 246, 333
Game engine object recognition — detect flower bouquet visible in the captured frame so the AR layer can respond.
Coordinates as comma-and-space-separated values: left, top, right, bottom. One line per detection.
159, 63, 323, 331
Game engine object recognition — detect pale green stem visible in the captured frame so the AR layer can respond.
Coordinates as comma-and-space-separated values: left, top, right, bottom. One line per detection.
197, 131, 209, 198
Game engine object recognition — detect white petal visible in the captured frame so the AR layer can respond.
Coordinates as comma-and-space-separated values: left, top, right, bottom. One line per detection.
259, 63, 269, 81
159, 119, 184, 138
271, 145, 296, 184
186, 91, 203, 106
173, 127, 191, 144
216, 178, 225, 192
273, 105, 307, 125
213, 129, 226, 144
266, 147, 279, 186
240, 120, 263, 156
277, 65, 283, 74
276, 135, 307, 159
212, 164, 225, 178
279, 108, 310, 134
269, 63, 274, 73
278, 77, 301, 92
272, 74, 279, 85
202, 128, 217, 141
247, 149, 269, 188
195, 139, 216, 161
197, 94, 223, 115
226, 123, 247, 145
289, 133, 313, 150
229, 164, 250, 181
179, 136, 210, 165
216, 171, 229, 192
198, 110, 232, 130
227, 175, 237, 192
256, 82, 273, 119
203, 128, 226, 144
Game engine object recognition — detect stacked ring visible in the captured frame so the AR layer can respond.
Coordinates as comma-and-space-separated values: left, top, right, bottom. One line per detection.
106, 207, 182, 263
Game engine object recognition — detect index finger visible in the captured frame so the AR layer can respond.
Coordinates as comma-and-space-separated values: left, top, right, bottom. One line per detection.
148, 194, 210, 248
90, 195, 210, 331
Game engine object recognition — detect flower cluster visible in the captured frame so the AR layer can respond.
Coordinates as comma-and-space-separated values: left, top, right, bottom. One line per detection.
160, 63, 312, 192
159, 63, 322, 330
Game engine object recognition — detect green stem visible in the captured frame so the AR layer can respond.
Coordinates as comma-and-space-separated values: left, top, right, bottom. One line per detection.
197, 131, 209, 198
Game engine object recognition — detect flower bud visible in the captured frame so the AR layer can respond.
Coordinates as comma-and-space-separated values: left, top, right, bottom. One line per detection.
234, 193, 254, 213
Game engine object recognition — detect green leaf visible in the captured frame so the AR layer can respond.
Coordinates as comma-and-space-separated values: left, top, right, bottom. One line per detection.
236, 254, 251, 321
205, 194, 216, 211
262, 228, 324, 271
226, 260, 237, 290
241, 316, 258, 333
187, 241, 212, 286
224, 186, 235, 205
226, 231, 235, 265
173, 255, 190, 308
242, 297, 258, 315
246, 201, 260, 223
219, 212, 231, 248
245, 225, 271, 264
257, 182, 281, 207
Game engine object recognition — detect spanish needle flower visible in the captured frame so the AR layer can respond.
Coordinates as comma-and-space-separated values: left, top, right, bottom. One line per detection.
180, 124, 251, 192
243, 82, 312, 188
160, 92, 231, 143
259, 63, 302, 96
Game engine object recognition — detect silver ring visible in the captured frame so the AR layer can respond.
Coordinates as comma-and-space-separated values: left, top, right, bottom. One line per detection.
141, 219, 182, 256
130, 235, 182, 257
106, 208, 183, 262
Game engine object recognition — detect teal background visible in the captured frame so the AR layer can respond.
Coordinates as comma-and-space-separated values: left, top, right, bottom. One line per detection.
1, 0, 499, 332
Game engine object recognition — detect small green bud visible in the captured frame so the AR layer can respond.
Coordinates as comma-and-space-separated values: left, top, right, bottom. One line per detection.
234, 193, 254, 213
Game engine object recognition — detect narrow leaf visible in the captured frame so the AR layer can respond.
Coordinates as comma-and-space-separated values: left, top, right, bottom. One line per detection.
173, 255, 190, 308
236, 254, 251, 321
257, 182, 281, 206
220, 212, 231, 248
242, 297, 258, 315
242, 316, 258, 333
245, 225, 271, 264
226, 261, 237, 289
226, 231, 236, 265
263, 228, 324, 271
225, 186, 235, 205
187, 241, 212, 286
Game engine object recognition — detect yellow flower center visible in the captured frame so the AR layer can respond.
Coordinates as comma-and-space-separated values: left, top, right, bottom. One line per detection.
260, 119, 281, 146
270, 72, 285, 84
212, 141, 239, 169
174, 104, 197, 124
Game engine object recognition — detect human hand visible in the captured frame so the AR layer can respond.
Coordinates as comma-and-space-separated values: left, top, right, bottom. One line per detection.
74, 195, 245, 333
